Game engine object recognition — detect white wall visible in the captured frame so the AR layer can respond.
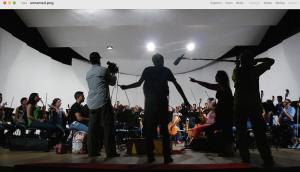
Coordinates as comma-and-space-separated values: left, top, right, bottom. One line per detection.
0, 28, 89, 110
1, 27, 300, 111
258, 33, 300, 101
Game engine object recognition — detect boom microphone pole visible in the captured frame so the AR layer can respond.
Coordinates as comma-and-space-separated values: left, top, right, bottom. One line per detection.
174, 54, 236, 66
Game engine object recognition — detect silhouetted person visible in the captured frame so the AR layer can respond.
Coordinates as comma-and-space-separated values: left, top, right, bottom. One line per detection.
120, 53, 190, 164
233, 50, 275, 166
190, 70, 234, 156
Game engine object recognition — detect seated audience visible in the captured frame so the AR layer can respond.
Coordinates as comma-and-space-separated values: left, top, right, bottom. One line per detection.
68, 91, 89, 132
169, 106, 182, 144
272, 99, 296, 147
290, 98, 300, 149
14, 97, 28, 136
0, 94, 15, 138
0, 93, 7, 145
191, 104, 197, 113
49, 98, 67, 135
0, 93, 7, 121
202, 102, 210, 115
272, 96, 283, 125
191, 98, 216, 139
262, 100, 275, 125
187, 104, 199, 128
279, 99, 295, 126
27, 93, 59, 138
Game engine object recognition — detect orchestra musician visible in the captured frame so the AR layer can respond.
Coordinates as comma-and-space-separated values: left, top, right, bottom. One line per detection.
190, 98, 216, 139
0, 93, 8, 146
15, 97, 28, 136
27, 93, 61, 139
168, 106, 182, 144
0, 93, 7, 121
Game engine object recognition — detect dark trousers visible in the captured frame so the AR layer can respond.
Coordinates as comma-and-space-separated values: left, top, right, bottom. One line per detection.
88, 103, 116, 156
215, 110, 234, 153
30, 121, 58, 137
235, 108, 273, 163
144, 96, 171, 159
272, 124, 293, 147
0, 124, 4, 145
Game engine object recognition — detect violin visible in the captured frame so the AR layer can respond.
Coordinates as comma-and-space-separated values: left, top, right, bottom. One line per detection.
39, 98, 47, 111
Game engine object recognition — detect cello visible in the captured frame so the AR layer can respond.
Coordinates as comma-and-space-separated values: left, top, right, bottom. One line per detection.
285, 89, 290, 100
168, 112, 181, 136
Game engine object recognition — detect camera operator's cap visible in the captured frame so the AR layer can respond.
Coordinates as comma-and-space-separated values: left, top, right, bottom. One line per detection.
90, 52, 102, 60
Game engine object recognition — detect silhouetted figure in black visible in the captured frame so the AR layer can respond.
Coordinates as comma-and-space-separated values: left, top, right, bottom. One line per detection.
232, 50, 275, 166
179, 103, 189, 129
190, 70, 234, 156
120, 53, 190, 164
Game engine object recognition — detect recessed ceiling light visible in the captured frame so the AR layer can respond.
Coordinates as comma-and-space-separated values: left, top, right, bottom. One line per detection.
146, 42, 155, 52
107, 46, 113, 50
186, 42, 195, 51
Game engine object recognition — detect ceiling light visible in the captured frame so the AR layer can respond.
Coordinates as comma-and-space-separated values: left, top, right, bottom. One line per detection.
186, 42, 195, 51
107, 46, 113, 50
146, 42, 155, 52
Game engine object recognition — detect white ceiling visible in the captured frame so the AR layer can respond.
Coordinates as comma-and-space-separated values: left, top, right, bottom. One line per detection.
15, 9, 286, 75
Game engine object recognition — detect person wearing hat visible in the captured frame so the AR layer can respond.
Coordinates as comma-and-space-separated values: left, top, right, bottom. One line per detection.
86, 52, 119, 158
120, 53, 191, 164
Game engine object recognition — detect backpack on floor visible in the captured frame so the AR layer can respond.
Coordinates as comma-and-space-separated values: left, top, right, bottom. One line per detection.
55, 143, 69, 154
72, 131, 87, 154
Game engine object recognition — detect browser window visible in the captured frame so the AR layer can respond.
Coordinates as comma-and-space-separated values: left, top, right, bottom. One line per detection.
1, 0, 300, 172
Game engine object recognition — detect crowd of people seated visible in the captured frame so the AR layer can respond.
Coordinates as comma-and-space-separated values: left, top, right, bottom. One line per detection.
0, 91, 300, 153
262, 96, 300, 149
190, 98, 216, 140
68, 91, 89, 133
0, 91, 145, 150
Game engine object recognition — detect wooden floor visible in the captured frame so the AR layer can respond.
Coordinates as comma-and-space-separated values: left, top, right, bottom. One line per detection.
1, 144, 300, 168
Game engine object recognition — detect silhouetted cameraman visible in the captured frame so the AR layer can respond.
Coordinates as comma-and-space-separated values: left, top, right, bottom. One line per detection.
86, 52, 119, 158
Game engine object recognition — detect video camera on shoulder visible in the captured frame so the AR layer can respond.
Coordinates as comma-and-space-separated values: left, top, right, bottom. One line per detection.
107, 61, 119, 74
